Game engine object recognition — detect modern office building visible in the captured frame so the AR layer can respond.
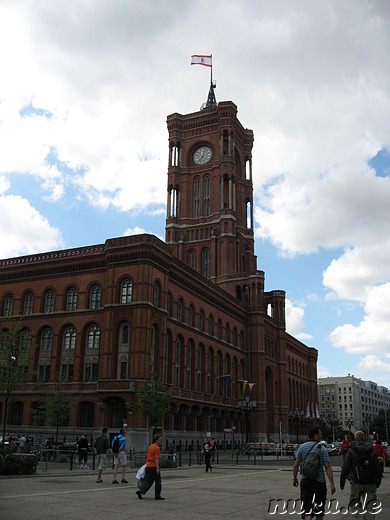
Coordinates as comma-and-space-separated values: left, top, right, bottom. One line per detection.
319, 375, 390, 437
0, 87, 319, 448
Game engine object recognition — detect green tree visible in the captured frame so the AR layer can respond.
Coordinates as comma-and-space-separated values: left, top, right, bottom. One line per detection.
135, 373, 174, 429
43, 380, 78, 446
370, 409, 390, 441
0, 315, 33, 445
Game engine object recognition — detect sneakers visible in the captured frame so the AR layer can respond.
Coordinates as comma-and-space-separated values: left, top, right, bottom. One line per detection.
84, 465, 89, 469
136, 491, 143, 500
155, 497, 165, 500
121, 479, 128, 483
96, 480, 103, 483
79, 465, 84, 469
112, 480, 119, 484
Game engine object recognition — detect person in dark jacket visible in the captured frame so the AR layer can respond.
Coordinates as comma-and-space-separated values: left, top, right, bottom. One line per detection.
94, 427, 110, 483
77, 434, 89, 469
340, 431, 382, 518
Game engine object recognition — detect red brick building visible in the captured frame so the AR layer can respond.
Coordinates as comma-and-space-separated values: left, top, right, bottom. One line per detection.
0, 94, 319, 448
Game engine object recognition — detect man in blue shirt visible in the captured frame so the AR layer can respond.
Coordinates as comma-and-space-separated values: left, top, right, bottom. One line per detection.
292, 427, 336, 519
112, 428, 128, 484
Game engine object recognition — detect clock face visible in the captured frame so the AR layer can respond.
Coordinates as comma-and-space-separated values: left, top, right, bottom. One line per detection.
193, 146, 212, 165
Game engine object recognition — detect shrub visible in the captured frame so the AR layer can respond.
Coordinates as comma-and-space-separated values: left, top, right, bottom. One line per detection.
2, 453, 37, 475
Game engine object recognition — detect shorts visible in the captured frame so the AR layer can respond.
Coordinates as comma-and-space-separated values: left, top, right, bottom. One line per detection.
113, 451, 127, 466
300, 478, 327, 519
97, 453, 107, 470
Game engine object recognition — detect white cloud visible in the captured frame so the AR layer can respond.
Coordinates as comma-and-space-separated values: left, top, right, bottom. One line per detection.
329, 283, 390, 355
285, 299, 313, 341
0, 195, 62, 258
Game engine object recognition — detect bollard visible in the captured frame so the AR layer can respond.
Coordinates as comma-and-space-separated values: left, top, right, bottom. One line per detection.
188, 452, 191, 466
254, 452, 256, 465
178, 452, 182, 466
70, 451, 74, 471
92, 451, 95, 470
236, 451, 239, 465
45, 449, 49, 472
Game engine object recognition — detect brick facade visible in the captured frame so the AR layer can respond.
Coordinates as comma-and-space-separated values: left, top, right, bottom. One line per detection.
0, 99, 319, 446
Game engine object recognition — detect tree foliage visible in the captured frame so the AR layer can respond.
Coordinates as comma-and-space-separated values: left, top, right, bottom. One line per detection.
41, 380, 78, 445
370, 408, 390, 441
0, 315, 34, 443
135, 373, 174, 427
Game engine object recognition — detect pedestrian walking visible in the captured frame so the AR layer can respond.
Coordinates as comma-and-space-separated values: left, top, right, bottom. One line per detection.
94, 427, 109, 483
112, 428, 128, 484
340, 434, 353, 459
372, 439, 389, 476
77, 434, 89, 469
136, 434, 165, 500
203, 438, 213, 472
292, 427, 336, 520
340, 431, 382, 519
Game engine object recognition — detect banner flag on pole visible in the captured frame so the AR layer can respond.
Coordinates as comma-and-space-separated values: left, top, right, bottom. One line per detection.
306, 402, 311, 418
316, 403, 320, 419
191, 54, 212, 67
248, 383, 256, 399
239, 380, 248, 399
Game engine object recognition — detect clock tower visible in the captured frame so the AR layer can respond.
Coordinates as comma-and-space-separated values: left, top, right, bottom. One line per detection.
165, 92, 261, 301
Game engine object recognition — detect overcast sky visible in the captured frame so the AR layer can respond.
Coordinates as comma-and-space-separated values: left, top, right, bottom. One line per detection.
0, 0, 389, 390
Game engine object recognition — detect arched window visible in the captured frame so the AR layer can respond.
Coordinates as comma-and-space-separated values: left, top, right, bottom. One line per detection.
198, 310, 204, 332
120, 278, 132, 304
19, 328, 32, 351
84, 359, 98, 382
216, 351, 223, 396
188, 250, 196, 270
63, 327, 76, 350
232, 327, 237, 347
197, 343, 204, 392
225, 323, 230, 344
239, 331, 244, 349
177, 298, 183, 322
23, 291, 34, 315
153, 281, 160, 307
167, 292, 173, 317
232, 358, 238, 399
174, 336, 183, 388
41, 328, 53, 351
194, 176, 201, 218
44, 289, 55, 313
66, 287, 77, 311
165, 330, 173, 384
208, 314, 214, 336
217, 319, 222, 340
188, 304, 194, 327
119, 323, 130, 347
89, 284, 101, 309
202, 248, 210, 278
86, 325, 100, 349
186, 341, 193, 390
3, 294, 13, 317
117, 321, 130, 380
207, 347, 214, 394
204, 175, 210, 216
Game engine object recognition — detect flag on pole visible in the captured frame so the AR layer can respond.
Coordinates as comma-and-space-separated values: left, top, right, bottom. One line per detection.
306, 402, 311, 418
191, 54, 212, 67
316, 404, 320, 419
239, 380, 248, 399
248, 383, 256, 399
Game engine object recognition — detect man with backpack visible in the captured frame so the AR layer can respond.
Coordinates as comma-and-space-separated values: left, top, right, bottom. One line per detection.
340, 431, 382, 518
112, 428, 128, 484
292, 427, 336, 519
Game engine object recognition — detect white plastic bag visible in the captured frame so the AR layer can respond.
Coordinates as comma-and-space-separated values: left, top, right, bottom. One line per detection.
136, 463, 146, 480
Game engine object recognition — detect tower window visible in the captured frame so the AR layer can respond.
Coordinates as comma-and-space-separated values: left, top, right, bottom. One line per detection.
188, 250, 196, 270
202, 248, 210, 278
194, 177, 200, 218
204, 175, 210, 216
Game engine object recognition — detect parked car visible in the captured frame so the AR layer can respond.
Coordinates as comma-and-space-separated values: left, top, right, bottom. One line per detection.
57, 441, 78, 453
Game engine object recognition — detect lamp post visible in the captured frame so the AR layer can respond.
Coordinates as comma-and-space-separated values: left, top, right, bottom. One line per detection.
290, 408, 304, 444
237, 396, 256, 443
328, 414, 337, 443
346, 418, 354, 438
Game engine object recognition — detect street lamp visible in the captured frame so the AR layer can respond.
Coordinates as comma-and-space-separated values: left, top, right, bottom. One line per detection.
237, 396, 256, 443
346, 418, 354, 438
290, 408, 304, 444
328, 414, 337, 443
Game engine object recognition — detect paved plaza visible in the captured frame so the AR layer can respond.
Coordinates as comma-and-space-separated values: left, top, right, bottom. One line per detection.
1, 457, 389, 519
